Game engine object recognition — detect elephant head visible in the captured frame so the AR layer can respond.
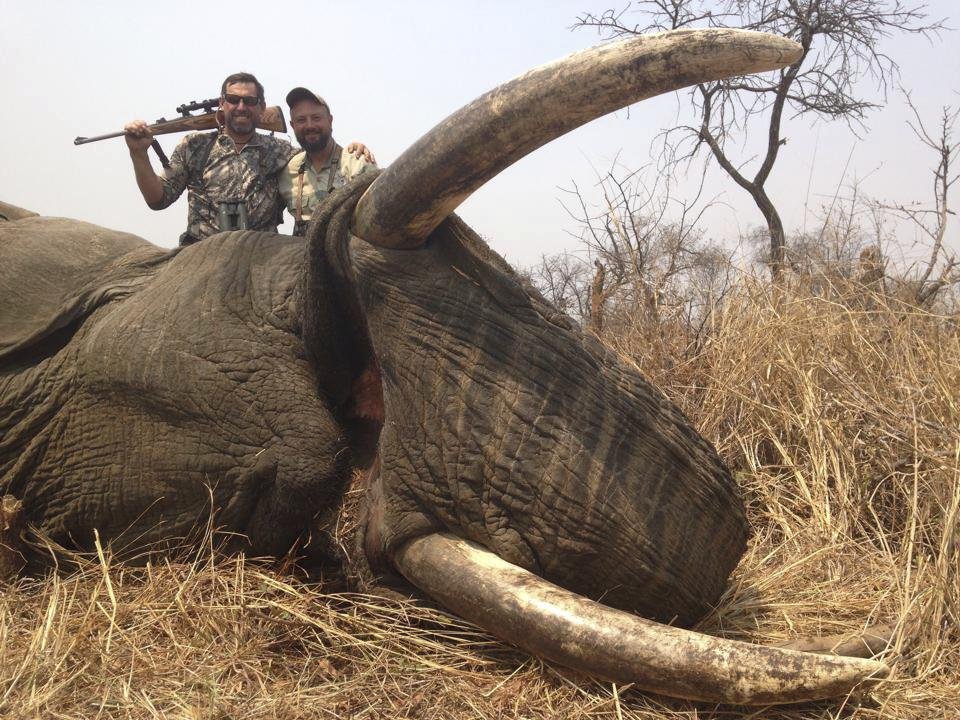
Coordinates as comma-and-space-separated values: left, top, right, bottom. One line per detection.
0, 29, 888, 705
295, 28, 889, 704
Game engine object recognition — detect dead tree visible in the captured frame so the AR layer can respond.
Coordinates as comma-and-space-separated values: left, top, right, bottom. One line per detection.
527, 251, 594, 322
879, 94, 959, 307
575, 0, 943, 280
560, 161, 732, 351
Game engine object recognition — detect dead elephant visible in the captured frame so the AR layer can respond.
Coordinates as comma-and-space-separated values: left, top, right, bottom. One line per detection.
0, 29, 889, 705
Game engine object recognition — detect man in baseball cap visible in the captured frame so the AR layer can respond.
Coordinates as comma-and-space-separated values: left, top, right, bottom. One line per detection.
279, 87, 377, 236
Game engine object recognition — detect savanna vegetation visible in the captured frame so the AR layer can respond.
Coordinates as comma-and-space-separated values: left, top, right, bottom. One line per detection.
2, 2, 957, 717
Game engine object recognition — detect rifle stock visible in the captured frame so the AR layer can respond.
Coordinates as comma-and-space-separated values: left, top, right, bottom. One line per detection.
74, 106, 288, 145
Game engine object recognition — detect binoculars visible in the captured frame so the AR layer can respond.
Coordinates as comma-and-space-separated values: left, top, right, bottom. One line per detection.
218, 200, 249, 231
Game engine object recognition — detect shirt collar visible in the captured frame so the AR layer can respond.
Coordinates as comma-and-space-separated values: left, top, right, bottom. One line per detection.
218, 132, 263, 150
298, 141, 342, 174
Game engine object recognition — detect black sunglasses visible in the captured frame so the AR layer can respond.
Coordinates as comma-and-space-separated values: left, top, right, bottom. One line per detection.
222, 94, 261, 107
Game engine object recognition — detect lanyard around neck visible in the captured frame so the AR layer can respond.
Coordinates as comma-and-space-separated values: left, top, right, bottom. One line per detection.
296, 144, 341, 223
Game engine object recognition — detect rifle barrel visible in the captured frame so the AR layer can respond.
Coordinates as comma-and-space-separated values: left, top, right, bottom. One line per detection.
74, 131, 127, 145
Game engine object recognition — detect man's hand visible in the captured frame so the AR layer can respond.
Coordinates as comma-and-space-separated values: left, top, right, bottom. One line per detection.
345, 142, 376, 164
124, 119, 165, 207
124, 120, 155, 153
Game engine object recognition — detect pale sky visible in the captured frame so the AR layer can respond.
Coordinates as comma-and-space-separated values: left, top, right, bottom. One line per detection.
2, 0, 957, 268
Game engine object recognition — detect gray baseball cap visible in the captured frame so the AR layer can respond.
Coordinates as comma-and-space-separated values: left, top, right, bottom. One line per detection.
285, 87, 330, 112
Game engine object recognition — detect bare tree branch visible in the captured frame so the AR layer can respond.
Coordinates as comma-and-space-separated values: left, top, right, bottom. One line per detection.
572, 0, 944, 280
877, 92, 959, 305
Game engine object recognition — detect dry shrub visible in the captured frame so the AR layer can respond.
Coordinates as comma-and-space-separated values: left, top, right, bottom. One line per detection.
2, 275, 958, 718
613, 274, 959, 717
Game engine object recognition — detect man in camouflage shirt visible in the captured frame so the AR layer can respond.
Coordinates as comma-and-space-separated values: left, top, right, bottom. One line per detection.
124, 72, 294, 245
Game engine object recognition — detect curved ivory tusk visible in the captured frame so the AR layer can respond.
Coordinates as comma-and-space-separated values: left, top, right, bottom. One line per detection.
393, 533, 890, 705
778, 623, 895, 659
353, 28, 802, 249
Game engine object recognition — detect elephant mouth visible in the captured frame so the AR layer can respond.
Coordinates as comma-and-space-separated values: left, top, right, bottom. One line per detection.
302, 28, 889, 705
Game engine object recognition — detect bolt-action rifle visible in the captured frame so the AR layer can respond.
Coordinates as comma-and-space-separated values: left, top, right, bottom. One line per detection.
74, 98, 288, 169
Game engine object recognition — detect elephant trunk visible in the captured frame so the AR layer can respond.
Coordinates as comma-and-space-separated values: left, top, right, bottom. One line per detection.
393, 533, 890, 706
352, 28, 801, 249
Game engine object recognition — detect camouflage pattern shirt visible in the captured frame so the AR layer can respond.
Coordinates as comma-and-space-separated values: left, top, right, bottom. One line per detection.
155, 131, 296, 243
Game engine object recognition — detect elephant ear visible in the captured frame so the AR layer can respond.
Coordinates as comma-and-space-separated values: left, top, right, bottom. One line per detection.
0, 216, 171, 361
0, 200, 39, 222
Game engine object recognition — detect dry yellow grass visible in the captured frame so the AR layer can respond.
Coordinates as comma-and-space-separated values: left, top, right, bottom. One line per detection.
1, 276, 957, 718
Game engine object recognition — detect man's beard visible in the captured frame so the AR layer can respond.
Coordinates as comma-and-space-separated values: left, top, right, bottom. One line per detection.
227, 113, 255, 135
296, 129, 330, 153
